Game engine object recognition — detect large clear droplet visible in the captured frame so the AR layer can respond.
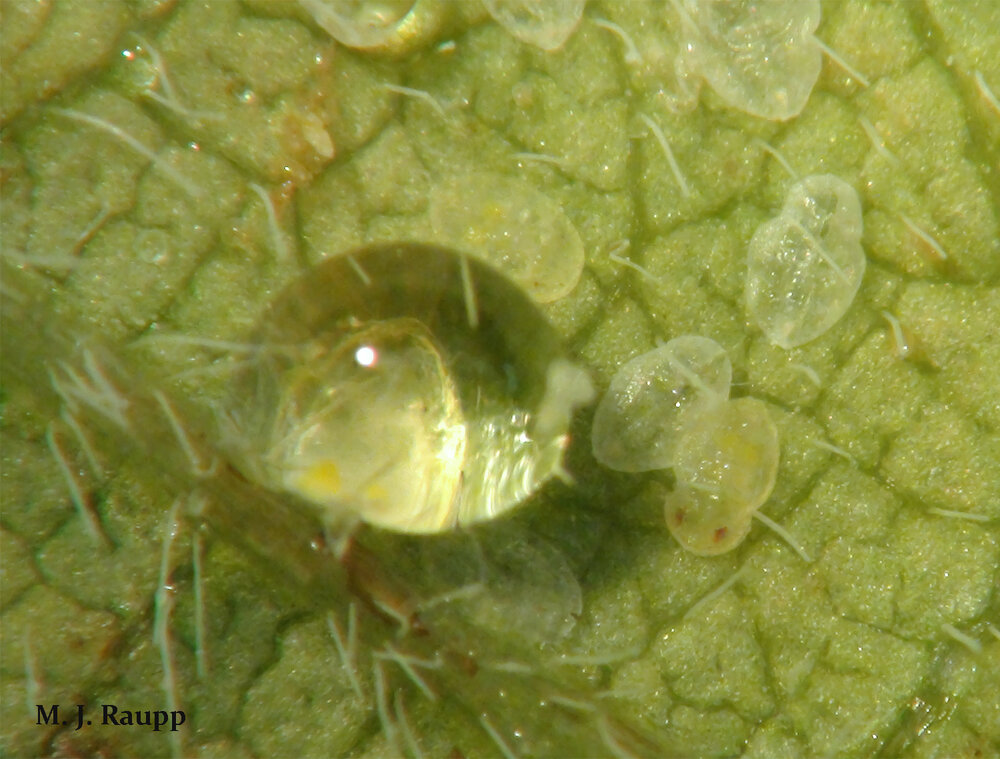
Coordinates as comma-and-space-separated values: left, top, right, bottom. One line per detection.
225, 243, 591, 534
745, 174, 866, 349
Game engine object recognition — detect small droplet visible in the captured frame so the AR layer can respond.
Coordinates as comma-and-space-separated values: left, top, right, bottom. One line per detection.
591, 336, 732, 472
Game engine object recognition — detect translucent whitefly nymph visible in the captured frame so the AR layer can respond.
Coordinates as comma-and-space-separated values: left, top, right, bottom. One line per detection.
591, 336, 732, 472
429, 172, 585, 304
745, 174, 866, 349
298, 0, 441, 54
225, 243, 592, 534
484, 0, 586, 51
665, 397, 779, 556
674, 0, 822, 121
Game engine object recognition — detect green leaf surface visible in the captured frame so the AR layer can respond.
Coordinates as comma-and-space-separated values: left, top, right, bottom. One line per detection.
2, 1, 998, 757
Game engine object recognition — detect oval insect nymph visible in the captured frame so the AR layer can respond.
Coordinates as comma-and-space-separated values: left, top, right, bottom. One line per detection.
745, 174, 865, 348
665, 396, 779, 555
676, 0, 822, 121
591, 335, 732, 473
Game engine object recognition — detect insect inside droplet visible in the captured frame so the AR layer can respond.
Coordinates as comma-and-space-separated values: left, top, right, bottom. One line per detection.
224, 243, 592, 534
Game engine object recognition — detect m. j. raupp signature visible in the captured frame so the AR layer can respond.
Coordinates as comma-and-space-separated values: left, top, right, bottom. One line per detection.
36, 704, 186, 732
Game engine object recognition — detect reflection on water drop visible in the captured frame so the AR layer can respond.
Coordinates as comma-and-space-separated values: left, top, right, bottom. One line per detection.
226, 243, 591, 534
354, 344, 377, 366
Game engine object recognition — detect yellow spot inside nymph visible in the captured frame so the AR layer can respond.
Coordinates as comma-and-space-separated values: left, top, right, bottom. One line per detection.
292, 459, 343, 502
364, 483, 389, 501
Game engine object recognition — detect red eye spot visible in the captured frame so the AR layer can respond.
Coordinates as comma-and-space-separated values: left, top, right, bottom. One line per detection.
714, 526, 728, 542
673, 508, 686, 526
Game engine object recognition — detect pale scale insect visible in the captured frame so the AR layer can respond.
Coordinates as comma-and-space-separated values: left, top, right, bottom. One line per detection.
745, 174, 866, 349
672, 0, 822, 121
483, 0, 587, 52
429, 172, 585, 304
591, 335, 732, 473
298, 0, 441, 54
665, 396, 779, 556
298, 0, 414, 47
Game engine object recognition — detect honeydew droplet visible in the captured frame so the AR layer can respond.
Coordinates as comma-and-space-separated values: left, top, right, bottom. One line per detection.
429, 172, 584, 303
665, 397, 779, 556
483, 0, 586, 52
746, 174, 865, 349
591, 336, 732, 473
229, 243, 590, 534
675, 0, 822, 120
